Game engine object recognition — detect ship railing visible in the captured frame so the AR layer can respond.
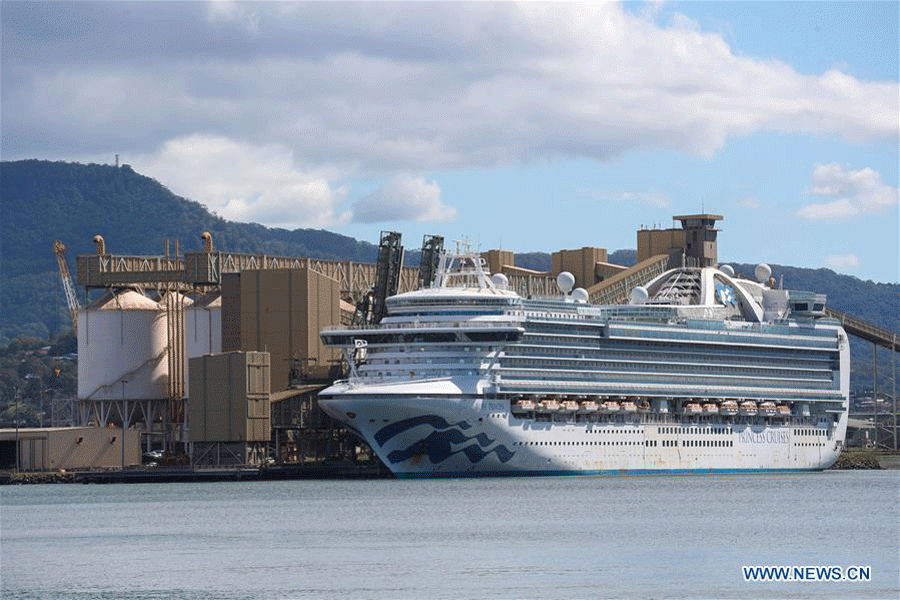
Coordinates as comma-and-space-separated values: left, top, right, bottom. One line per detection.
497, 380, 845, 401
578, 305, 678, 322
518, 304, 678, 324
322, 321, 524, 332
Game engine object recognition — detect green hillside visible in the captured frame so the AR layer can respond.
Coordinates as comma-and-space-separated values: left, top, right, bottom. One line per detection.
0, 160, 377, 343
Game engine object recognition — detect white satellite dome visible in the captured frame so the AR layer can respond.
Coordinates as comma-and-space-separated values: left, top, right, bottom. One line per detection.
755, 263, 772, 283
630, 286, 649, 305
491, 272, 509, 290
556, 271, 575, 294
720, 264, 735, 277
572, 287, 589, 303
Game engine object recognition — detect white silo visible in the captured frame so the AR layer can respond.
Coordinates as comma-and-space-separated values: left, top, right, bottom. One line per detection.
77, 290, 168, 400
185, 293, 221, 358
185, 293, 222, 393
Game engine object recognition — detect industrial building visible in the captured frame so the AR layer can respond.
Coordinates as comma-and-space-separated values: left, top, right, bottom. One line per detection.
0, 427, 140, 471
188, 351, 271, 465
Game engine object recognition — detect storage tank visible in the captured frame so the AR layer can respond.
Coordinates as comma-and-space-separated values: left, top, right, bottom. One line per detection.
77, 290, 168, 400
158, 291, 194, 400
185, 293, 222, 393
185, 293, 221, 358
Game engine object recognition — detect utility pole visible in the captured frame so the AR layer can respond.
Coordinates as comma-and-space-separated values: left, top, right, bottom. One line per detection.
14, 386, 19, 473
894, 334, 897, 451
121, 380, 128, 470
873, 342, 878, 449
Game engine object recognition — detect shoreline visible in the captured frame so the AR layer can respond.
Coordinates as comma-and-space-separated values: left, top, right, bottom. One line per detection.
0, 461, 391, 485
3, 450, 896, 484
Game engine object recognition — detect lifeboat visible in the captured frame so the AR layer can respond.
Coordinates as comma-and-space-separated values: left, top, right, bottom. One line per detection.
621, 401, 638, 412
720, 400, 738, 415
513, 399, 536, 413
777, 404, 791, 416
578, 400, 599, 413
602, 401, 621, 412
739, 401, 758, 416
702, 403, 719, 414
684, 403, 703, 414
560, 400, 579, 412
541, 399, 561, 412
720, 400, 738, 416
758, 401, 777, 416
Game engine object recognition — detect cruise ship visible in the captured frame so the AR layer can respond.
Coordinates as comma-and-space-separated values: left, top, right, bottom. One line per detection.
319, 222, 849, 477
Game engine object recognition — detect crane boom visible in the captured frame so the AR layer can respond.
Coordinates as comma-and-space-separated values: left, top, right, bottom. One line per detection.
53, 240, 81, 333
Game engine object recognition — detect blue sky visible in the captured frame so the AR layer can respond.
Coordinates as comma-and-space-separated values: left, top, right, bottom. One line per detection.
2, 1, 897, 282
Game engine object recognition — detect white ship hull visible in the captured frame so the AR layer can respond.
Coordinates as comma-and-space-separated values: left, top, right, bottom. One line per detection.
319, 379, 845, 477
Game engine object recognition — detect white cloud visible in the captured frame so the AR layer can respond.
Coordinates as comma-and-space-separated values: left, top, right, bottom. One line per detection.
739, 196, 760, 209
577, 189, 670, 208
618, 192, 670, 208
352, 175, 456, 223
797, 163, 898, 220
796, 198, 860, 220
2, 2, 896, 170
825, 253, 860, 270
136, 135, 349, 229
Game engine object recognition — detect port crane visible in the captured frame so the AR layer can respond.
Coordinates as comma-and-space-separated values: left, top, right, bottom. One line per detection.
53, 240, 81, 333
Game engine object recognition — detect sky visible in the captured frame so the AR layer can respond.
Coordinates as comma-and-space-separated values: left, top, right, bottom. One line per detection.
2, 1, 898, 282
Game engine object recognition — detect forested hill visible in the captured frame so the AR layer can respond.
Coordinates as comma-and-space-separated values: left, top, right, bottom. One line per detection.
1, 160, 379, 278
1, 160, 897, 348
0, 160, 377, 343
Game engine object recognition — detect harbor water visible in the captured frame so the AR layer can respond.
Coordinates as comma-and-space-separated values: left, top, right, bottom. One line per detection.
2, 471, 897, 599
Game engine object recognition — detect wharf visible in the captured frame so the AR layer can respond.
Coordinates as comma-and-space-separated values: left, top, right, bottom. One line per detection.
1, 461, 390, 485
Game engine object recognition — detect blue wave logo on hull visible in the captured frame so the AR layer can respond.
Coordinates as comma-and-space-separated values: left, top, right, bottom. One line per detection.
374, 415, 471, 447
375, 415, 515, 466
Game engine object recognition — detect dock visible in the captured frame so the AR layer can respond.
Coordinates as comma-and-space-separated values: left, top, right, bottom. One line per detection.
1, 461, 391, 485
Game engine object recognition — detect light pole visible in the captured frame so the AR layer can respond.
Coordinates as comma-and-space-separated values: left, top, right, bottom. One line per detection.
14, 385, 19, 473
121, 380, 128, 470
24, 373, 45, 427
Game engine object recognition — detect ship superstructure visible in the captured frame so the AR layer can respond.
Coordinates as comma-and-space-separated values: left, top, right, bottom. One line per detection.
319, 239, 849, 477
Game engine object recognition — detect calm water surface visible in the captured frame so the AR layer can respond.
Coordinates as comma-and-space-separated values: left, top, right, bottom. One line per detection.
2, 471, 897, 599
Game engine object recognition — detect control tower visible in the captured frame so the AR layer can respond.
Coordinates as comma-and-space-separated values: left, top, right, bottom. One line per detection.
637, 214, 723, 268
